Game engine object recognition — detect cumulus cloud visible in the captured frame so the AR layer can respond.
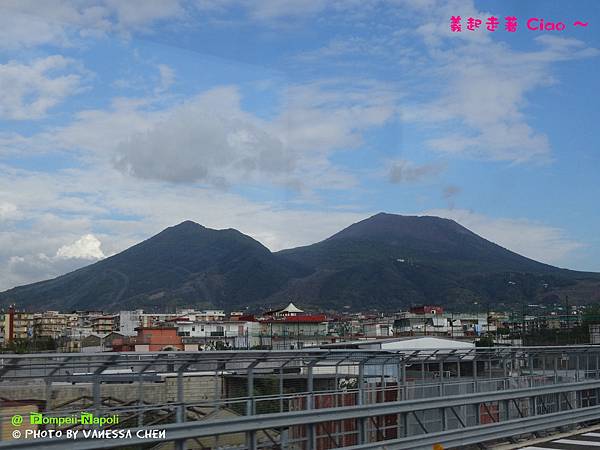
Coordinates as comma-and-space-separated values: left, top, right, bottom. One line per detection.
113, 86, 293, 186
0, 56, 85, 120
5, 253, 94, 289
0, 166, 367, 290
0, 223, 108, 290
56, 234, 105, 260
9, 80, 396, 191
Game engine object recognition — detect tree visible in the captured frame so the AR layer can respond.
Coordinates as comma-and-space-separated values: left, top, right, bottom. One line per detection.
476, 336, 494, 347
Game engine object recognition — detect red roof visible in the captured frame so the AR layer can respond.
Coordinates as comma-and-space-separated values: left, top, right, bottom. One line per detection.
235, 314, 256, 322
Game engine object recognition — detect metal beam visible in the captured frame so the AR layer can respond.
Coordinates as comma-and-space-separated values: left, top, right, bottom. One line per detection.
339, 405, 600, 450
4, 380, 600, 449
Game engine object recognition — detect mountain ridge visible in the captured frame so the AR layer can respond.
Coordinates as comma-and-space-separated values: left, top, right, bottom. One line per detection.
1, 213, 599, 312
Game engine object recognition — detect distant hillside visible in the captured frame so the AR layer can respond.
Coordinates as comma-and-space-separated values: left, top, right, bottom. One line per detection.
1, 214, 599, 312
273, 213, 599, 310
0, 221, 308, 311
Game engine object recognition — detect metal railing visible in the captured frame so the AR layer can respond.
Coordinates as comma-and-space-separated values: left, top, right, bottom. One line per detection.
1, 346, 600, 449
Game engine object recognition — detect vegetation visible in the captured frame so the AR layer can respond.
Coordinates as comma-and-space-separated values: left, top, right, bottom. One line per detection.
521, 305, 600, 345
476, 336, 495, 347
1, 337, 57, 353
1, 214, 598, 312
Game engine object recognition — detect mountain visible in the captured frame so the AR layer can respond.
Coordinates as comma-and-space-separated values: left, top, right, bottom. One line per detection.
273, 213, 599, 310
0, 221, 308, 311
1, 214, 599, 312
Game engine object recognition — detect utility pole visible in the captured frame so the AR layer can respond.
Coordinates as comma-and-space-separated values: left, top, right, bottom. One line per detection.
522, 300, 526, 338
565, 295, 571, 344
486, 302, 490, 336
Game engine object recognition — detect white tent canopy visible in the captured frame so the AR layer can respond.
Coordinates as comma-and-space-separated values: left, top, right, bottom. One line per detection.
280, 302, 304, 314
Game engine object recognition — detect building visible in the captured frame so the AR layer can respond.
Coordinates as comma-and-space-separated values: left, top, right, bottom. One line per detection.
410, 306, 444, 315
112, 327, 183, 352
321, 336, 476, 380
321, 335, 475, 351
260, 314, 329, 350
194, 309, 226, 321
80, 333, 108, 352
590, 324, 600, 345
2, 306, 34, 342
394, 312, 448, 335
360, 319, 394, 337
265, 302, 305, 318
118, 310, 144, 335
173, 318, 261, 350
393, 308, 490, 337
33, 311, 78, 339
91, 315, 117, 333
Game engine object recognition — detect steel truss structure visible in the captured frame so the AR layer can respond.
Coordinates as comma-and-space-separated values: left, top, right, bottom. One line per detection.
1, 346, 600, 449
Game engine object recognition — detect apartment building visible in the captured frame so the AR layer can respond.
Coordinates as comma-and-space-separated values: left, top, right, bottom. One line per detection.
33, 311, 78, 339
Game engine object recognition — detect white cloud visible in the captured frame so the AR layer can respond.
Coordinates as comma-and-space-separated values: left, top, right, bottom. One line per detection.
425, 208, 584, 267
0, 215, 110, 290
0, 0, 183, 49
0, 163, 367, 290
0, 0, 596, 291
400, 2, 599, 163
0, 157, 589, 290
8, 79, 396, 191
0, 202, 20, 221
276, 80, 398, 154
113, 86, 293, 186
245, 0, 329, 20
104, 0, 183, 31
56, 234, 105, 260
0, 56, 85, 120
292, 1, 598, 164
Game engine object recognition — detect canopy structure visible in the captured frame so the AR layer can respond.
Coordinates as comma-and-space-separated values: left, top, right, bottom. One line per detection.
265, 302, 305, 317
280, 302, 303, 314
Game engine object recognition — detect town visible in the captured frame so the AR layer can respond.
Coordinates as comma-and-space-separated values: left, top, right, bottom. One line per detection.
1, 301, 595, 354
1, 0, 598, 448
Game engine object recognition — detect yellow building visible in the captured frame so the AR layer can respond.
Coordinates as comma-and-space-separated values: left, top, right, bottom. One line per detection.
91, 315, 117, 334
2, 306, 34, 341
33, 311, 78, 339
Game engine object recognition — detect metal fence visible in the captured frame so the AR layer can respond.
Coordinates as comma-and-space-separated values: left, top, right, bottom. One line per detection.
2, 346, 600, 449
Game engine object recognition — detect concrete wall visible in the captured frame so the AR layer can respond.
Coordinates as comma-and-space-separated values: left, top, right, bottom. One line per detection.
0, 374, 222, 411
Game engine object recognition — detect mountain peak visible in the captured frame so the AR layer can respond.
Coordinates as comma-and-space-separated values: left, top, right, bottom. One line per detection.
1, 213, 594, 313
171, 220, 205, 229
327, 212, 468, 242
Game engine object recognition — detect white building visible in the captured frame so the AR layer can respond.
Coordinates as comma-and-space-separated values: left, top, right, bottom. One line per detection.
173, 319, 261, 349
119, 310, 144, 336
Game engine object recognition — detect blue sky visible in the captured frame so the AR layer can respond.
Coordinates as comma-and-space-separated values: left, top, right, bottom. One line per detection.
0, 0, 599, 291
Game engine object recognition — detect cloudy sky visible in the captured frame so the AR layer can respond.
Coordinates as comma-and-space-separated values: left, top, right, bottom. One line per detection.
1, 0, 599, 291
